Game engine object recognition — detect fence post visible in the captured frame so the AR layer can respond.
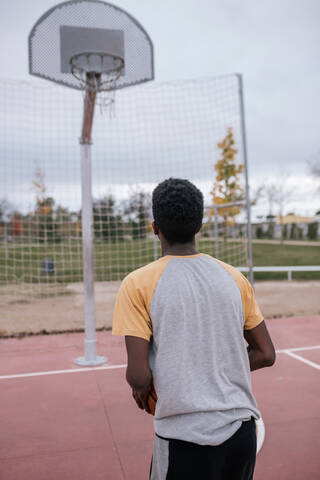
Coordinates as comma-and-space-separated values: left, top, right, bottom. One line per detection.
214, 206, 219, 258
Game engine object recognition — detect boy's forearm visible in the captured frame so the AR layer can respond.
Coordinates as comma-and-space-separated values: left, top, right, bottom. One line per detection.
247, 346, 276, 371
244, 321, 276, 372
126, 365, 152, 391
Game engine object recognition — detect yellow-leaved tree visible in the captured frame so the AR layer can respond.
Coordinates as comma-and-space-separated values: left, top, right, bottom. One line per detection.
32, 167, 56, 243
211, 127, 244, 245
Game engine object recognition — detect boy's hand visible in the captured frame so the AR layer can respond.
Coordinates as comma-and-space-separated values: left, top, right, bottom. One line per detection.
132, 384, 152, 414
125, 335, 153, 413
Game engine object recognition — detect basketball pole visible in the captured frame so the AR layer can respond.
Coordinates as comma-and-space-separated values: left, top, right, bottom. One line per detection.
75, 77, 107, 366
237, 74, 254, 286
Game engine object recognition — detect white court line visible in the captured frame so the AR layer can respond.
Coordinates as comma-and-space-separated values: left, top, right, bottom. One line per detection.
0, 363, 127, 380
276, 345, 320, 353
283, 351, 320, 370
1, 345, 320, 380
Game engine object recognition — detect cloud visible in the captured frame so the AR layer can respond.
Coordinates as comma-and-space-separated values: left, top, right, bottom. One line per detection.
1, 0, 319, 216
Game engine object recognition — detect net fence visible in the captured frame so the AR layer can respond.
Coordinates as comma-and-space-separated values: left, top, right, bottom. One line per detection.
0, 75, 249, 335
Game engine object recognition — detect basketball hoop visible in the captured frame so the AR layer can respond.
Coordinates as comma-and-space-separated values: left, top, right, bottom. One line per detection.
70, 52, 124, 116
69, 51, 124, 141
70, 52, 124, 89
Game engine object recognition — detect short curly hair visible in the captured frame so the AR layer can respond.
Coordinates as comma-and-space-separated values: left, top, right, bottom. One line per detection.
152, 178, 203, 244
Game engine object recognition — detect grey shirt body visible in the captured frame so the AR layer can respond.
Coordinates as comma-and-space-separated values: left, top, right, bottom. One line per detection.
148, 254, 261, 446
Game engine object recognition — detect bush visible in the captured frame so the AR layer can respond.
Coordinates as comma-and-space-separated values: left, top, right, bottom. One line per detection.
290, 223, 297, 239
266, 224, 274, 239
307, 222, 318, 240
256, 226, 263, 239
282, 224, 288, 240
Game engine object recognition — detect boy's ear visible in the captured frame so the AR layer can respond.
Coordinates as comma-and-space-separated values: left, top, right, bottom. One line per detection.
152, 221, 159, 235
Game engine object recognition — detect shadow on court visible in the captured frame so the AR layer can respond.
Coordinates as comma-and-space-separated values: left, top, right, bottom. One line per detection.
0, 316, 319, 479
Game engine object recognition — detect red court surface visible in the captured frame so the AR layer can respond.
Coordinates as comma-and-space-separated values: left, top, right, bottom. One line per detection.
0, 315, 319, 480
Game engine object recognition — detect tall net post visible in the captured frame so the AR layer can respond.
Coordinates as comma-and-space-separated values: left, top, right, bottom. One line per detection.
237, 74, 254, 285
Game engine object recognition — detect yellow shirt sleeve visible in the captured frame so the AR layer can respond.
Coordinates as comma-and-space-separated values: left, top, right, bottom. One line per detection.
240, 275, 264, 330
112, 275, 152, 341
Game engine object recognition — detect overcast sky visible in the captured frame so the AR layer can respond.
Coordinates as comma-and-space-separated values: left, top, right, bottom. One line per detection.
1, 0, 320, 216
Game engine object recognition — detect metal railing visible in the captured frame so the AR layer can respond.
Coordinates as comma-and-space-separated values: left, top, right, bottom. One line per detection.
238, 266, 320, 281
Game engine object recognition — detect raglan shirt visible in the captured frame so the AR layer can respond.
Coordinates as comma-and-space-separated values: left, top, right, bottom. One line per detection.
112, 253, 264, 446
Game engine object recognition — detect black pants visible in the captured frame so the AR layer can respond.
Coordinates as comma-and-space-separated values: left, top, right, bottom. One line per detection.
150, 417, 257, 480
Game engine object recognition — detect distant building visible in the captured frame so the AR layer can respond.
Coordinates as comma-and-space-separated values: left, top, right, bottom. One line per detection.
252, 214, 320, 240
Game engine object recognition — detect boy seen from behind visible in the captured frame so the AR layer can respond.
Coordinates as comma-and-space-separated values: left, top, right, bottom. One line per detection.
113, 178, 275, 479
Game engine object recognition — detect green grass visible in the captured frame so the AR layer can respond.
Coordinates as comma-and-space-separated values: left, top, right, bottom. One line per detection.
252, 243, 320, 280
0, 239, 319, 285
0, 239, 160, 284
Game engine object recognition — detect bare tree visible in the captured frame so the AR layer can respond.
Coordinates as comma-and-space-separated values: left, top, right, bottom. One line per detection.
125, 187, 152, 240
307, 151, 320, 191
259, 175, 293, 243
0, 198, 11, 225
92, 195, 124, 242
274, 175, 293, 243
250, 185, 264, 207
263, 183, 278, 218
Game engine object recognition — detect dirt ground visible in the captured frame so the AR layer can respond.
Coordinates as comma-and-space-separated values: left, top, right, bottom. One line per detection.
0, 281, 319, 337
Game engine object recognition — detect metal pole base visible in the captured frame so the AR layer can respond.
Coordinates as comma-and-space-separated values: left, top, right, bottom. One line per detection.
74, 355, 107, 367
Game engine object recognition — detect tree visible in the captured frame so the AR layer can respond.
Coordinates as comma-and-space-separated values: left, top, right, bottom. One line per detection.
261, 174, 293, 244
125, 189, 151, 240
263, 183, 278, 218
37, 197, 60, 243
266, 223, 274, 239
307, 222, 318, 240
32, 167, 46, 203
256, 226, 263, 239
282, 224, 288, 240
55, 205, 75, 240
274, 176, 293, 243
11, 214, 23, 238
92, 195, 123, 242
307, 151, 320, 191
32, 168, 60, 243
211, 127, 244, 243
290, 223, 297, 240
0, 198, 11, 238
0, 198, 10, 224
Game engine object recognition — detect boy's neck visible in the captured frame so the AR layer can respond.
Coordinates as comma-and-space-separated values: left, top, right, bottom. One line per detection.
161, 240, 198, 257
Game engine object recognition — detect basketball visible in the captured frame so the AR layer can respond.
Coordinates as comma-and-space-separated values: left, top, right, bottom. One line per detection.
147, 383, 158, 415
